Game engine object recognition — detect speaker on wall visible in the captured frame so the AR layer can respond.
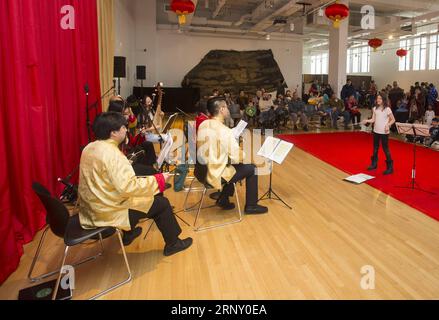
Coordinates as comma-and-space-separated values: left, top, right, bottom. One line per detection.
136, 66, 146, 80
114, 56, 126, 78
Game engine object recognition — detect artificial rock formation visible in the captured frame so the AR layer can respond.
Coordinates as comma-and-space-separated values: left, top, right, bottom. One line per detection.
182, 49, 286, 97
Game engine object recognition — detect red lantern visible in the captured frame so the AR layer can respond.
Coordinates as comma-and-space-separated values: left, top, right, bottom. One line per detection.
171, 0, 195, 25
396, 48, 408, 59
368, 38, 383, 52
325, 1, 349, 28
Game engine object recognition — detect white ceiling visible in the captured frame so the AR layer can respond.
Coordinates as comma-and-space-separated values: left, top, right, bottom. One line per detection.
156, 0, 439, 45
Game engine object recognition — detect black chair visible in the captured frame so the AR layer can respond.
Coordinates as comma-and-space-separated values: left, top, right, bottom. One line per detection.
28, 182, 132, 300
183, 163, 242, 231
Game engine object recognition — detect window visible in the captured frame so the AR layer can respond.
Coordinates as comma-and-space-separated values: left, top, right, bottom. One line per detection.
310, 53, 328, 74
413, 36, 427, 70
429, 33, 439, 70
399, 39, 411, 71
347, 46, 370, 73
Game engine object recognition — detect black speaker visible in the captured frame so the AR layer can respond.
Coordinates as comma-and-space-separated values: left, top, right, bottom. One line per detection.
114, 56, 126, 78
136, 66, 146, 80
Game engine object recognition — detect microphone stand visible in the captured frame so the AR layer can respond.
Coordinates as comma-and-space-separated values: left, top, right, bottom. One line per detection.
85, 85, 90, 142
86, 85, 115, 143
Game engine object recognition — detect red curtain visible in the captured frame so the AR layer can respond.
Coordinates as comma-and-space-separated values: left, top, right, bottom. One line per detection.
0, 0, 101, 284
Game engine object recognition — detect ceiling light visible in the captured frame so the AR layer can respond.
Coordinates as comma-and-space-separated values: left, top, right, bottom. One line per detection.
266, 34, 271, 40
388, 35, 393, 40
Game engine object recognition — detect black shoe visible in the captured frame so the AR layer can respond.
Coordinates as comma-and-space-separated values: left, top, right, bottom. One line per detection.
367, 156, 378, 171
303, 125, 309, 132
122, 227, 142, 246
383, 160, 394, 175
244, 205, 268, 214
216, 199, 236, 210
293, 125, 298, 130
164, 237, 193, 256
165, 183, 172, 190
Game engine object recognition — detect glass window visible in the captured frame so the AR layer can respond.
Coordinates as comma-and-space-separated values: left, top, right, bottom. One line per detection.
399, 39, 410, 71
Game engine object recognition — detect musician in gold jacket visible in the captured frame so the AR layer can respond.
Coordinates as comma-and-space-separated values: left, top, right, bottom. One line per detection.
79, 112, 192, 255
197, 97, 268, 214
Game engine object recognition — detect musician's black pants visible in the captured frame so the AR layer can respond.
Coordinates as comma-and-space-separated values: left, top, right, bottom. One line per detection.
372, 133, 392, 161
219, 164, 258, 207
128, 196, 181, 245
139, 141, 157, 166
132, 163, 158, 176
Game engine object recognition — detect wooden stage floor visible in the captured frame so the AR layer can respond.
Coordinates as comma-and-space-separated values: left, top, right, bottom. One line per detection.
1, 129, 439, 300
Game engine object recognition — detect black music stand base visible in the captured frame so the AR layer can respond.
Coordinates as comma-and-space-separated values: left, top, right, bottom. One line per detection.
258, 169, 292, 210
396, 183, 436, 195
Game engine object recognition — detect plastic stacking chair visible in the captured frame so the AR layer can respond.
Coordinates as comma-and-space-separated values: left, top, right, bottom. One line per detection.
183, 163, 242, 231
28, 182, 132, 300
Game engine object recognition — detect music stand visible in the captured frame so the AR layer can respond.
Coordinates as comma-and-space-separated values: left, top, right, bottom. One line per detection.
257, 136, 293, 209
161, 113, 179, 134
395, 122, 435, 195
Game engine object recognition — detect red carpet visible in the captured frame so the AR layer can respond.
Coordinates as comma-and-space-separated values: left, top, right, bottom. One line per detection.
278, 132, 439, 221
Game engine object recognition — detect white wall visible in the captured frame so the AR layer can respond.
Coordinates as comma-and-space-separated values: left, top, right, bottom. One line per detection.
113, 0, 303, 95
114, 0, 136, 98
155, 30, 303, 93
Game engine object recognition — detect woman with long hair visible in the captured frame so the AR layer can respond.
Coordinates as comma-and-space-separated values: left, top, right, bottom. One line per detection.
362, 94, 396, 175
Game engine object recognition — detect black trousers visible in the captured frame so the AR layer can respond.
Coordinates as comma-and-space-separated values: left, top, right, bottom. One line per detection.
372, 132, 392, 161
219, 164, 258, 207
132, 163, 158, 176
128, 196, 181, 245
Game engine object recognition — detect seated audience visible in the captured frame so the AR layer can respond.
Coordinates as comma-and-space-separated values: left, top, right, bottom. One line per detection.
288, 92, 309, 131
329, 94, 351, 129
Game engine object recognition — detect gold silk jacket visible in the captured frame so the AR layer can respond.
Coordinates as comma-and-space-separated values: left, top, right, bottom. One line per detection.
78, 139, 159, 231
197, 118, 244, 190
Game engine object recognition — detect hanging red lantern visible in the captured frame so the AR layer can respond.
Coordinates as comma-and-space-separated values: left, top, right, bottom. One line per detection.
396, 48, 408, 59
325, 1, 349, 28
368, 38, 383, 52
171, 0, 195, 25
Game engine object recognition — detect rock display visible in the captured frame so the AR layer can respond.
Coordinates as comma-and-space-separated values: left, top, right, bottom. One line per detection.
181, 49, 285, 97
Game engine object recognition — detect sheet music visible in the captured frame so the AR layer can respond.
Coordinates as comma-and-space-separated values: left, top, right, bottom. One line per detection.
257, 137, 294, 164
269, 140, 294, 164
344, 173, 375, 184
257, 136, 280, 158
232, 120, 248, 140
157, 133, 173, 168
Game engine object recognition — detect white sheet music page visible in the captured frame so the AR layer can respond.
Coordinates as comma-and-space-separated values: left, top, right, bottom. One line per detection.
257, 136, 280, 158
232, 120, 248, 140
157, 133, 173, 168
269, 140, 294, 164
344, 173, 375, 184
